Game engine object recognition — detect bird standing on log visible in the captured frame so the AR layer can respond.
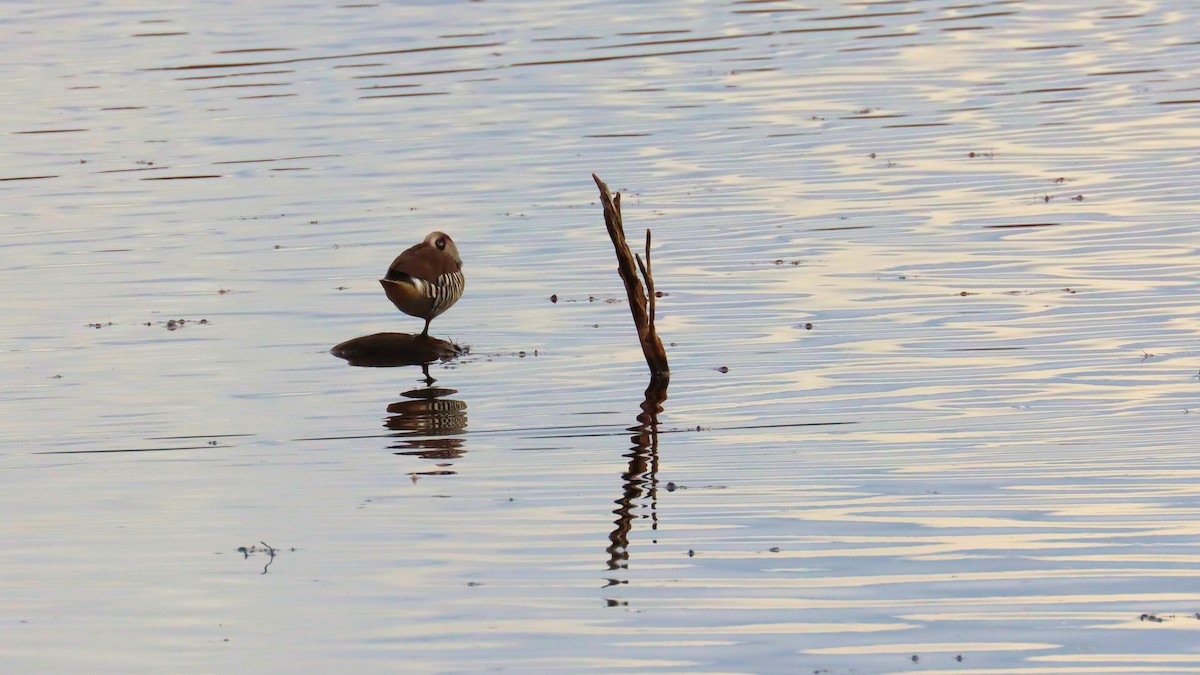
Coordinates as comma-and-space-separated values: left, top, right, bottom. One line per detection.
379, 231, 464, 338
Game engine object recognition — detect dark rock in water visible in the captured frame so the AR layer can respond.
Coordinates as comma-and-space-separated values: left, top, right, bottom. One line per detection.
330, 332, 464, 367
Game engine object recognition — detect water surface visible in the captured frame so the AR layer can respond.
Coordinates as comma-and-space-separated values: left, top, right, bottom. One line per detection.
3, 1, 1200, 672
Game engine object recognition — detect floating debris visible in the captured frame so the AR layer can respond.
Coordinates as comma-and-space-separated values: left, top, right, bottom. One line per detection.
163, 318, 210, 331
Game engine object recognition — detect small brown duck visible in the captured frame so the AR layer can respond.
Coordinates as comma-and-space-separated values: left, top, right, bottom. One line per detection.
379, 231, 464, 338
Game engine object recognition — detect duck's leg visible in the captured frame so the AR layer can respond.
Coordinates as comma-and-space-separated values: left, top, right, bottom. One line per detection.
420, 318, 431, 338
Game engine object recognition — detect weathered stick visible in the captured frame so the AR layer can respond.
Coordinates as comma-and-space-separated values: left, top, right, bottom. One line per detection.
593, 174, 669, 379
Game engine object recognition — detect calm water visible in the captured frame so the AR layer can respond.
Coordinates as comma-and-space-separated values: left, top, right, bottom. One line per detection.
4, 0, 1200, 672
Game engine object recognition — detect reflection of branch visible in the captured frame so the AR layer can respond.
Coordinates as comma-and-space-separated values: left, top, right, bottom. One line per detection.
607, 379, 668, 570
260, 541, 276, 575
593, 174, 669, 379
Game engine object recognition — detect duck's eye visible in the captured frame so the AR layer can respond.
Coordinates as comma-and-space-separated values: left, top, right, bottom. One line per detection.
436, 237, 446, 250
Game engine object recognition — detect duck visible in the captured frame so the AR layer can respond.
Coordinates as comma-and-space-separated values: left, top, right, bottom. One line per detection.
379, 231, 464, 338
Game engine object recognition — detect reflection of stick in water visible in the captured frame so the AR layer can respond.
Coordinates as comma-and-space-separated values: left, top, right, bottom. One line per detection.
592, 174, 670, 569
592, 174, 669, 379
259, 541, 276, 575
607, 379, 668, 569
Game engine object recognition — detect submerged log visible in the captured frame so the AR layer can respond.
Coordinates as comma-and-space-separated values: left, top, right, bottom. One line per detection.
330, 332, 464, 368
592, 174, 670, 380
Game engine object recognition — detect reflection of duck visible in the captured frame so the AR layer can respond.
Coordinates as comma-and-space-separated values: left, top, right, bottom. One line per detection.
329, 302, 469, 476
386, 384, 468, 473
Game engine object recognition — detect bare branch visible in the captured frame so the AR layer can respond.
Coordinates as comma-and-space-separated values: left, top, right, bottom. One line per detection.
592, 174, 669, 379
